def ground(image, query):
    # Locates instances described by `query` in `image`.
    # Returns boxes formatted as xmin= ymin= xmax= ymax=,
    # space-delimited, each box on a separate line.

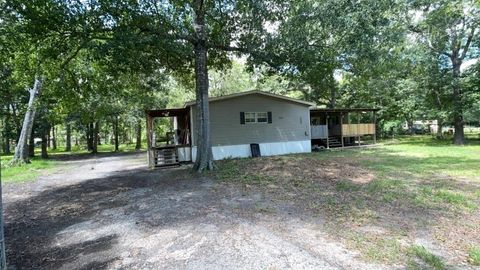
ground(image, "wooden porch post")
xmin=340 ymin=112 xmax=344 ymax=147
xmin=326 ymin=113 xmax=330 ymax=149
xmin=146 ymin=114 xmax=154 ymax=168
xmin=357 ymin=111 xmax=361 ymax=146
xmin=373 ymin=110 xmax=377 ymax=144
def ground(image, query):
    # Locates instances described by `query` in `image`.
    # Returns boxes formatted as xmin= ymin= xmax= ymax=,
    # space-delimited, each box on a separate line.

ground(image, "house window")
xmin=256 ymin=112 xmax=268 ymax=123
xmin=245 ymin=112 xmax=268 ymax=123
xmin=245 ymin=112 xmax=256 ymax=123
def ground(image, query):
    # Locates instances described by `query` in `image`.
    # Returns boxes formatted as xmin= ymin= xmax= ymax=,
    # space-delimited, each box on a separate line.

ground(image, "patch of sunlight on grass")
xmin=1 ymin=155 xmax=59 ymax=183
xmin=415 ymin=187 xmax=477 ymax=210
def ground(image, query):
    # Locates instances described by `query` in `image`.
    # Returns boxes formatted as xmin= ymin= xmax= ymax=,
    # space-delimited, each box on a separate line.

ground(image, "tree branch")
xmin=207 ymin=43 xmax=280 ymax=69
xmin=460 ymin=26 xmax=475 ymax=60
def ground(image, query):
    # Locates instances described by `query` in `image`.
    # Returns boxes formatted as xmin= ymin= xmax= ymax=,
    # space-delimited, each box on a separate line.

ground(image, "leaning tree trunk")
xmin=451 ymin=61 xmax=465 ymax=145
xmin=12 ymin=76 xmax=43 ymax=164
xmin=135 ymin=118 xmax=142 ymax=150
xmin=65 ymin=122 xmax=71 ymax=151
xmin=193 ymin=0 xmax=214 ymax=172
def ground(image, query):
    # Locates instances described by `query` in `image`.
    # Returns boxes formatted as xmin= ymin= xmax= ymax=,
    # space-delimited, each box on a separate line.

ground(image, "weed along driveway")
xmin=3 ymin=138 xmax=480 ymax=269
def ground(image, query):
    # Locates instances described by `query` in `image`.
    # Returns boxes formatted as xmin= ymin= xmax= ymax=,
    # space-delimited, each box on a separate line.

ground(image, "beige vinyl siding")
xmin=191 ymin=94 xmax=311 ymax=146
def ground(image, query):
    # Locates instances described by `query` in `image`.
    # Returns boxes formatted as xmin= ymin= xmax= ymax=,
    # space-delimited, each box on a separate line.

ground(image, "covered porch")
xmin=146 ymin=108 xmax=192 ymax=168
xmin=310 ymin=108 xmax=378 ymax=149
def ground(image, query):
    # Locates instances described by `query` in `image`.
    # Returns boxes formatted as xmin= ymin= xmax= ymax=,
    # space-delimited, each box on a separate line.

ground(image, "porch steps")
xmin=326 ymin=136 xmax=343 ymax=148
xmin=155 ymin=148 xmax=179 ymax=166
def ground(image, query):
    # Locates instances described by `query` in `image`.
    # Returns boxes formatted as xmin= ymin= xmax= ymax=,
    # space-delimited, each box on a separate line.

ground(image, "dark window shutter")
xmin=267 ymin=112 xmax=272 ymax=123
xmin=240 ymin=112 xmax=245 ymax=124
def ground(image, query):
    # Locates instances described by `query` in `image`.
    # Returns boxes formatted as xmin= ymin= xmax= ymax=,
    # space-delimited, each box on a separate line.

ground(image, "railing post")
xmin=340 ymin=112 xmax=344 ymax=147
xmin=326 ymin=113 xmax=329 ymax=149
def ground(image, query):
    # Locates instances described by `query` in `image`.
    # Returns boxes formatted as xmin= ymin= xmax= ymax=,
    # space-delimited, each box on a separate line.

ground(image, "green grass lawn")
xmin=213 ymin=135 xmax=480 ymax=267
xmin=1 ymin=155 xmax=59 ymax=183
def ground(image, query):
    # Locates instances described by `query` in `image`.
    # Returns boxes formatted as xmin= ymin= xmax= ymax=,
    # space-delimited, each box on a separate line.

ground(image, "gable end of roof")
xmin=184 ymin=90 xmax=315 ymax=107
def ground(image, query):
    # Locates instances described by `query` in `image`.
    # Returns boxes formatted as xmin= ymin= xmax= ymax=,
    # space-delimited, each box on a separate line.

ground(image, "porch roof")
xmin=310 ymin=108 xmax=379 ymax=113
xmin=145 ymin=108 xmax=189 ymax=118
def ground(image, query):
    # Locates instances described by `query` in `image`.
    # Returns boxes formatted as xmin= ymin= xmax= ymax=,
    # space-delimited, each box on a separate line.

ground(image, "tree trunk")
xmin=12 ymin=76 xmax=43 ymax=164
xmin=135 ymin=118 xmax=142 ymax=150
xmin=451 ymin=61 xmax=465 ymax=145
xmin=193 ymin=0 xmax=214 ymax=172
xmin=92 ymin=121 xmax=99 ymax=154
xmin=3 ymin=105 xmax=11 ymax=154
xmin=114 ymin=116 xmax=119 ymax=152
xmin=41 ymin=127 xmax=48 ymax=158
xmin=329 ymin=86 xmax=336 ymax=109
xmin=51 ymin=125 xmax=57 ymax=150
xmin=65 ymin=122 xmax=72 ymax=151
xmin=86 ymin=122 xmax=93 ymax=151
xmin=436 ymin=120 xmax=444 ymax=139
xmin=28 ymin=129 xmax=35 ymax=157
xmin=406 ymin=119 xmax=414 ymax=135
xmin=11 ymin=103 xmax=21 ymax=140
xmin=47 ymin=130 xmax=51 ymax=148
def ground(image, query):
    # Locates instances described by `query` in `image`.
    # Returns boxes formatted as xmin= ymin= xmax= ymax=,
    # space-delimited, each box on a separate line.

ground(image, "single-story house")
xmin=146 ymin=90 xmax=378 ymax=167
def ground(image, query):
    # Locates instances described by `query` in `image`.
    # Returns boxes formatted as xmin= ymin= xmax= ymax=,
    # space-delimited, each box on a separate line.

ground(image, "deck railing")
xmin=342 ymin=124 xmax=375 ymax=136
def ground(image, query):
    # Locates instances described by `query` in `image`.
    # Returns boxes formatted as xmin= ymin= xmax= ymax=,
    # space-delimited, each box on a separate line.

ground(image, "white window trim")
xmin=245 ymin=112 xmax=268 ymax=124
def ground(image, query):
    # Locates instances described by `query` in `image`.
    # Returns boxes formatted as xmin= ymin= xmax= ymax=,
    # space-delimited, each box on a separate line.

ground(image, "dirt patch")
xmin=249 ymin=156 xmax=375 ymax=184
xmin=213 ymin=154 xmax=480 ymax=269
xmin=4 ymin=151 xmax=479 ymax=269
xmin=4 ymin=153 xmax=389 ymax=270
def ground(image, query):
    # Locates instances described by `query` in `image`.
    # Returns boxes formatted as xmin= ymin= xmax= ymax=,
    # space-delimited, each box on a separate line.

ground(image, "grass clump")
xmin=408 ymin=245 xmax=445 ymax=270
xmin=336 ymin=180 xmax=360 ymax=191
xmin=468 ymin=246 xmax=480 ymax=266
xmin=348 ymin=233 xmax=403 ymax=263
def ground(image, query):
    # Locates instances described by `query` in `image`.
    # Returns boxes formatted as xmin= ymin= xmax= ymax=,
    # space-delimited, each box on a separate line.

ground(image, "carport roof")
xmin=145 ymin=108 xmax=189 ymax=118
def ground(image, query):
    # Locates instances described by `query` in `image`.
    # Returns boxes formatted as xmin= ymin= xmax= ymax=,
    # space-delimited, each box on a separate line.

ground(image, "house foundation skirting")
xmin=191 ymin=140 xmax=311 ymax=161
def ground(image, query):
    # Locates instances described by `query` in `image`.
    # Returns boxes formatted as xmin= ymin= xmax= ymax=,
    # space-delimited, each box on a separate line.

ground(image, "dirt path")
xmin=3 ymin=153 xmax=392 ymax=270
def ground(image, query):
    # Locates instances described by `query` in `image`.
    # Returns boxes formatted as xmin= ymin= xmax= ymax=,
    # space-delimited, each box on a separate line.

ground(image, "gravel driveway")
xmin=3 ymin=152 xmax=390 ymax=270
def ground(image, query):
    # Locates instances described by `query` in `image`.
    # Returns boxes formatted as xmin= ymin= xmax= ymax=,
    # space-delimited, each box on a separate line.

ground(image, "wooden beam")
xmin=357 ymin=111 xmax=361 ymax=146
xmin=340 ymin=112 xmax=344 ymax=147
xmin=146 ymin=115 xmax=154 ymax=168
xmin=326 ymin=113 xmax=329 ymax=149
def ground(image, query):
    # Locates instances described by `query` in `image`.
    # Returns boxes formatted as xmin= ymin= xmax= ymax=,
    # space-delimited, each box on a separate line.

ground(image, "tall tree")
xmin=101 ymin=0 xmax=286 ymax=171
xmin=408 ymin=0 xmax=479 ymax=144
